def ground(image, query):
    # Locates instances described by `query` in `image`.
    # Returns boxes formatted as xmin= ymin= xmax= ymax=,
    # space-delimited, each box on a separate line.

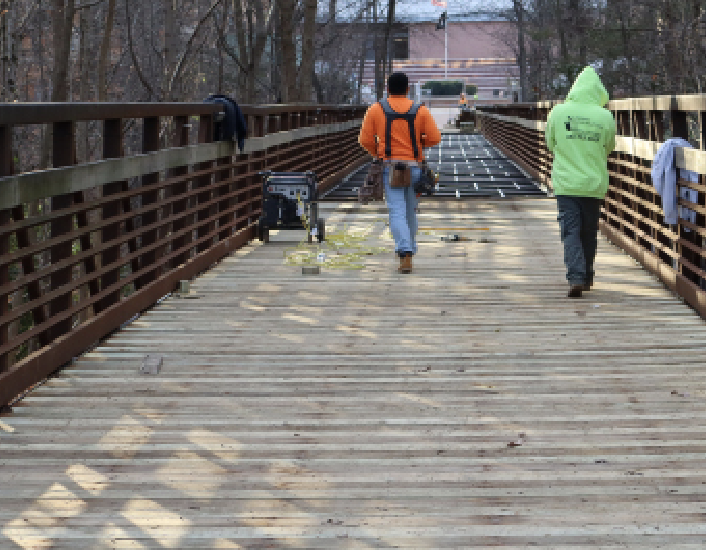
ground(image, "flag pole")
xmin=444 ymin=15 xmax=448 ymax=79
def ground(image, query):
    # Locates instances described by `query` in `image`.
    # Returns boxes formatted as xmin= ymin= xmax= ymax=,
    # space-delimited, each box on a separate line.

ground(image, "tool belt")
xmin=390 ymin=162 xmax=412 ymax=188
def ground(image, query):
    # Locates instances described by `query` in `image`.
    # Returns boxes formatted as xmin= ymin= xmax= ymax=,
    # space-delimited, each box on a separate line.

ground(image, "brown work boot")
xmin=567 ymin=284 xmax=583 ymax=298
xmin=398 ymin=254 xmax=412 ymax=274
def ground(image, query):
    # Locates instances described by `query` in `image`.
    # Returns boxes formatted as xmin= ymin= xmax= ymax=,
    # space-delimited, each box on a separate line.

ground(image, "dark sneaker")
xmin=583 ymin=281 xmax=594 ymax=291
xmin=567 ymin=284 xmax=583 ymax=298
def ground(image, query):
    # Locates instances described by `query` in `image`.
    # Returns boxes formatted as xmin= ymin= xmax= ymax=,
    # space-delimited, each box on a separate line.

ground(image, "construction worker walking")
xmin=358 ymin=72 xmax=442 ymax=273
xmin=545 ymin=66 xmax=616 ymax=297
xmin=459 ymin=92 xmax=468 ymax=108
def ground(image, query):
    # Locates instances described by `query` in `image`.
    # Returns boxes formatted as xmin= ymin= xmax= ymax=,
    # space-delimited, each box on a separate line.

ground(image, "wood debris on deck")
xmin=2 ymin=199 xmax=706 ymax=548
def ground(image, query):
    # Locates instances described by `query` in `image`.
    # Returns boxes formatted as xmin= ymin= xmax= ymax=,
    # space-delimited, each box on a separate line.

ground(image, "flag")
xmin=431 ymin=0 xmax=447 ymax=7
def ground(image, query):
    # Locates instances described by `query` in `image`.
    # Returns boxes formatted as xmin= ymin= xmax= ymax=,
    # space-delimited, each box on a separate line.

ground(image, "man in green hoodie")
xmin=545 ymin=66 xmax=616 ymax=298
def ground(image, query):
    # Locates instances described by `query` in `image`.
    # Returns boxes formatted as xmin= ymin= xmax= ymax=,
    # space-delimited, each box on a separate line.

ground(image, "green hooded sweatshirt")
xmin=545 ymin=66 xmax=616 ymax=198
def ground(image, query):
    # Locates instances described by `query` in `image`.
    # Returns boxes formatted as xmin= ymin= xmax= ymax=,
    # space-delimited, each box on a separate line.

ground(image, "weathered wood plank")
xmin=3 ymin=199 xmax=706 ymax=547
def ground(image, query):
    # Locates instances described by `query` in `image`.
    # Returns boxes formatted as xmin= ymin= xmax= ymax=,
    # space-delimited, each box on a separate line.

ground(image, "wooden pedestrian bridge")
xmin=2 ymin=99 xmax=706 ymax=548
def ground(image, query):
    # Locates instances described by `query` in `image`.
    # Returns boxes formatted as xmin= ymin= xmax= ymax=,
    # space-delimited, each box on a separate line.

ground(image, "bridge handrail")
xmin=0 ymin=102 xmax=368 ymax=408
xmin=0 ymin=102 xmax=363 ymax=125
xmin=476 ymin=97 xmax=706 ymax=322
xmin=0 ymin=120 xmax=363 ymax=210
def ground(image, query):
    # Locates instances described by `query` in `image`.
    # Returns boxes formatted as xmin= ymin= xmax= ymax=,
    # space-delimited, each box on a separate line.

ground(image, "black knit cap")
xmin=388 ymin=72 xmax=409 ymax=95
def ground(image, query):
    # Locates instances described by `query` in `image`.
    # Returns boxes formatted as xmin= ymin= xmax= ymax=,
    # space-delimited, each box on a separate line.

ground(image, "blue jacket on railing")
xmin=651 ymin=138 xmax=698 ymax=225
xmin=204 ymin=94 xmax=247 ymax=151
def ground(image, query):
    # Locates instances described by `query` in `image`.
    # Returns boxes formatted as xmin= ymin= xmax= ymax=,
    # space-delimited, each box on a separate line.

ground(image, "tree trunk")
xmin=98 ymin=0 xmax=116 ymax=101
xmin=163 ymin=0 xmax=179 ymax=99
xmin=555 ymin=0 xmax=568 ymax=79
xmin=278 ymin=0 xmax=298 ymax=102
xmin=77 ymin=7 xmax=91 ymax=162
xmin=298 ymin=0 xmax=317 ymax=102
xmin=312 ymin=69 xmax=324 ymax=103
xmin=1 ymin=0 xmax=18 ymax=102
xmin=514 ymin=0 xmax=526 ymax=102
xmin=218 ymin=0 xmax=227 ymax=93
xmin=51 ymin=0 xmax=73 ymax=102
xmin=385 ymin=0 xmax=395 ymax=78
xmin=271 ymin=0 xmax=279 ymax=101
xmin=42 ymin=0 xmax=73 ymax=168
xmin=373 ymin=0 xmax=383 ymax=99
xmin=357 ymin=29 xmax=366 ymax=103
xmin=232 ymin=0 xmax=247 ymax=99
xmin=662 ymin=2 xmax=683 ymax=93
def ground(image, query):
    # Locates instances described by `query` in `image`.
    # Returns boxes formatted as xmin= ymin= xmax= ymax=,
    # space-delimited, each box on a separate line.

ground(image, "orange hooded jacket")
xmin=358 ymin=95 xmax=441 ymax=162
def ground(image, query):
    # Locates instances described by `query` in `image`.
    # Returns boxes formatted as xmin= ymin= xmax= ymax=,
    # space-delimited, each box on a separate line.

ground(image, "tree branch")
xmin=125 ymin=0 xmax=155 ymax=99
xmin=167 ymin=0 xmax=222 ymax=97
xmin=216 ymin=21 xmax=277 ymax=94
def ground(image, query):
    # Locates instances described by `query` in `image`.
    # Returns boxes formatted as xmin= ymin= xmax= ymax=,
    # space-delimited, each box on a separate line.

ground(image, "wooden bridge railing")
xmin=0 ymin=102 xmax=368 ymax=408
xmin=477 ymin=95 xmax=706 ymax=320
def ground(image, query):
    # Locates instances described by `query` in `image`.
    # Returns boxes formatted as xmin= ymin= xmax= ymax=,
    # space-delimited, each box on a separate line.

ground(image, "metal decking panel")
xmin=322 ymin=132 xmax=546 ymax=200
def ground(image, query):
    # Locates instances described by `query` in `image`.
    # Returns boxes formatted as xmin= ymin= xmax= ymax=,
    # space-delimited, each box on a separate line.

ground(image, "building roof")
xmin=328 ymin=1 xmax=508 ymax=24
xmin=395 ymin=0 xmax=507 ymax=23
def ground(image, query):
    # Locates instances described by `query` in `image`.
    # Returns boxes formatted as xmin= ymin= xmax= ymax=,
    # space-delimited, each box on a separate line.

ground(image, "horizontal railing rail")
xmin=477 ymin=95 xmax=706 ymax=320
xmin=0 ymin=102 xmax=368 ymax=408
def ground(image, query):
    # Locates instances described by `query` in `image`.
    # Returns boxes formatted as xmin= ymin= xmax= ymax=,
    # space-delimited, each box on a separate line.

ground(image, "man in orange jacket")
xmin=358 ymin=72 xmax=441 ymax=273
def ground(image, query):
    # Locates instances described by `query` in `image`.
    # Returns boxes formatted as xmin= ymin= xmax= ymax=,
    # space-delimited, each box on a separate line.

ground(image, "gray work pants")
xmin=556 ymin=196 xmax=602 ymax=285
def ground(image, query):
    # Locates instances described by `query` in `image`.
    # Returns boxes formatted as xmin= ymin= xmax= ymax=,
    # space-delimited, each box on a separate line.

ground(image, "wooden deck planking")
xmin=2 ymin=199 xmax=706 ymax=548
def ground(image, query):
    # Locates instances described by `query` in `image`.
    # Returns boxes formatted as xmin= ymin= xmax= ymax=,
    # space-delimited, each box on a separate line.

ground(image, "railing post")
xmin=195 ymin=114 xmax=215 ymax=253
xmin=0 ymin=125 xmax=12 ymax=373
xmin=650 ymin=111 xmax=664 ymax=142
xmin=616 ymin=110 xmax=630 ymax=136
xmin=671 ymin=109 xmax=688 ymax=140
xmin=234 ymin=116 xmax=251 ymax=233
xmin=135 ymin=117 xmax=162 ymax=290
xmin=633 ymin=110 xmax=648 ymax=139
xmin=46 ymin=121 xmax=76 ymax=344
xmin=213 ymin=111 xmax=236 ymax=243
xmin=671 ymin=108 xmax=693 ymax=286
xmin=95 ymin=118 xmax=126 ymax=315
xmin=170 ymin=116 xmax=193 ymax=269
xmin=250 ymin=114 xmax=266 ymax=228
xmin=267 ymin=114 xmax=279 ymax=169
xmin=215 ymin=148 xmax=233 ymax=242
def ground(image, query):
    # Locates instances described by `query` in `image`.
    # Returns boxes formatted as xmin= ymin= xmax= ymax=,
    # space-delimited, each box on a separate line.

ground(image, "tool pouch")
xmin=390 ymin=163 xmax=411 ymax=188
xmin=358 ymin=159 xmax=384 ymax=204
xmin=414 ymin=161 xmax=438 ymax=196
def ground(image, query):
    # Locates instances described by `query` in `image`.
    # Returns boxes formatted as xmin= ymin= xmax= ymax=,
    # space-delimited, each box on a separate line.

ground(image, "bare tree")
xmin=97 ymin=0 xmax=116 ymax=100
xmin=299 ymin=0 xmax=317 ymax=101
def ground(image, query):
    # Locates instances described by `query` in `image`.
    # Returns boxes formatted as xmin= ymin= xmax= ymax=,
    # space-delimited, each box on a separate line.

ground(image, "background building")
xmin=360 ymin=13 xmax=520 ymax=109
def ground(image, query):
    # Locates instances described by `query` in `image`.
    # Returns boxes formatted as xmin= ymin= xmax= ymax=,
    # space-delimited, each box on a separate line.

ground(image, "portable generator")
xmin=258 ymin=171 xmax=325 ymax=243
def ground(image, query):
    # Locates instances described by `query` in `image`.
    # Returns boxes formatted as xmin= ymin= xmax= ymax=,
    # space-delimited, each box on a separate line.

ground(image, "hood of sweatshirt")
xmin=566 ymin=66 xmax=609 ymax=107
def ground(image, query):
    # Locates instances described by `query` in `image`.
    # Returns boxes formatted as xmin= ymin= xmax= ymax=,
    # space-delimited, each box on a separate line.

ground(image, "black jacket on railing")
xmin=204 ymin=94 xmax=248 ymax=151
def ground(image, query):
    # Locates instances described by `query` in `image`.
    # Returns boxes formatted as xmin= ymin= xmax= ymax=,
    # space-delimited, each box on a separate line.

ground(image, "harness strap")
xmin=380 ymin=99 xmax=422 ymax=160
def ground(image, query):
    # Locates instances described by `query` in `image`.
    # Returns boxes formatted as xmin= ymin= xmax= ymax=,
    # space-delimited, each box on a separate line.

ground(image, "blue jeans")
xmin=556 ymin=196 xmax=601 ymax=285
xmin=384 ymin=165 xmax=421 ymax=255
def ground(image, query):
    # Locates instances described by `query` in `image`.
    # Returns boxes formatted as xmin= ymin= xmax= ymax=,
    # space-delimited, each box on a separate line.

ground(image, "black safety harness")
xmin=380 ymin=98 xmax=423 ymax=160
